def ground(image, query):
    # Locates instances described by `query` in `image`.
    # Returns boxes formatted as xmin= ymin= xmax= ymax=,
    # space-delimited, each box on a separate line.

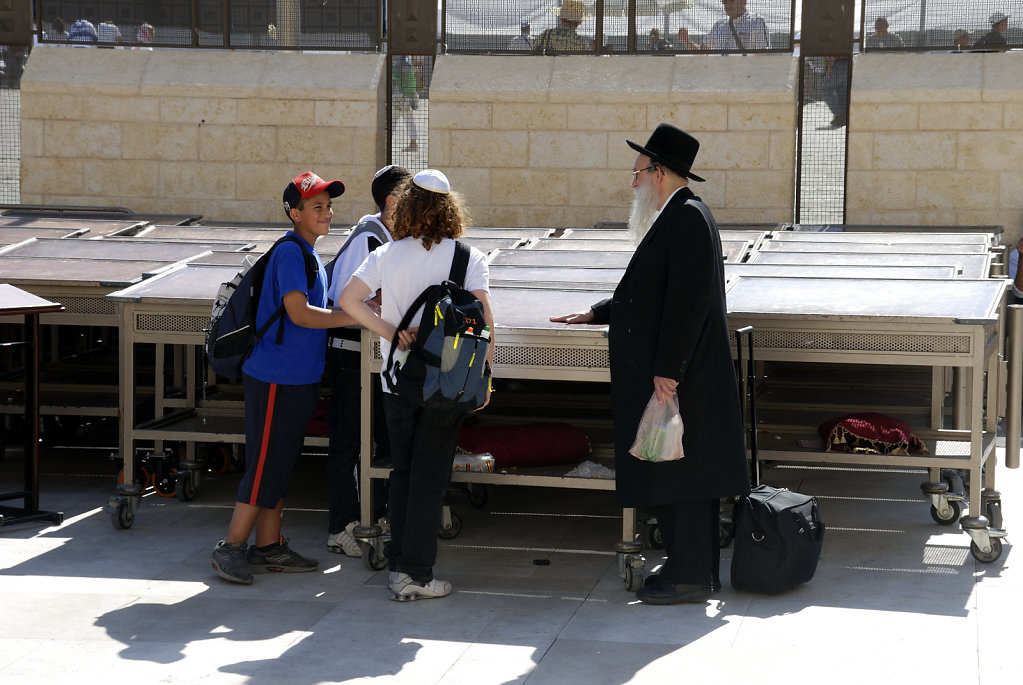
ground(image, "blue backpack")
xmin=384 ymin=242 xmax=490 ymax=410
xmin=206 ymin=234 xmax=317 ymax=379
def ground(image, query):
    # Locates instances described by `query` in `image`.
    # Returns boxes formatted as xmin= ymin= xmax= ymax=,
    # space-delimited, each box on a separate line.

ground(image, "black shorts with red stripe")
xmin=236 ymin=374 xmax=321 ymax=508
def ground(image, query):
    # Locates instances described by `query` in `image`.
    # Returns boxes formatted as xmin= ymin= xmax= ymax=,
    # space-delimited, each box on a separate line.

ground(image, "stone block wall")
xmin=19 ymin=47 xmax=386 ymax=224
xmin=428 ymin=54 xmax=799 ymax=227
xmin=848 ymin=52 xmax=1023 ymax=242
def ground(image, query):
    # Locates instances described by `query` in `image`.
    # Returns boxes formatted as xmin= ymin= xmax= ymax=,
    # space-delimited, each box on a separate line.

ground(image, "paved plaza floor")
xmin=1 ymin=420 xmax=1019 ymax=684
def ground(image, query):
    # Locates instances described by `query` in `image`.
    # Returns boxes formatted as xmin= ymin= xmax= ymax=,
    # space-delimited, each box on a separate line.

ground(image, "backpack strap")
xmin=263 ymin=234 xmax=320 ymax=345
xmin=448 ymin=240 xmax=470 ymax=288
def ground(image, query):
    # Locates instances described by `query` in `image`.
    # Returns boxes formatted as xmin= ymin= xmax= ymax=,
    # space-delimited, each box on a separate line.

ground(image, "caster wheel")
xmin=362 ymin=544 xmax=388 ymax=571
xmin=110 ymin=501 xmax=134 ymax=530
xmin=204 ymin=444 xmax=231 ymax=475
xmin=466 ymin=484 xmax=488 ymax=509
xmin=438 ymin=511 xmax=462 ymax=540
xmin=623 ymin=565 xmax=644 ymax=592
xmin=970 ymin=538 xmax=1002 ymax=563
xmin=176 ymin=472 xmax=198 ymax=501
xmin=647 ymin=523 xmax=664 ymax=550
xmin=930 ymin=499 xmax=961 ymax=525
xmin=154 ymin=468 xmax=177 ymax=497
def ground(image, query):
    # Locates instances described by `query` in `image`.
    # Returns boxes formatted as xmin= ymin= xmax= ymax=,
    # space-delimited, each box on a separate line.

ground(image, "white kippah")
xmin=373 ymin=164 xmax=397 ymax=180
xmin=412 ymin=169 xmax=451 ymax=194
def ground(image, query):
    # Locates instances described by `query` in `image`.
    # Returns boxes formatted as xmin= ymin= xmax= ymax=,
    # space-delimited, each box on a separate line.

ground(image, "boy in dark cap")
xmin=211 ymin=171 xmax=359 ymax=585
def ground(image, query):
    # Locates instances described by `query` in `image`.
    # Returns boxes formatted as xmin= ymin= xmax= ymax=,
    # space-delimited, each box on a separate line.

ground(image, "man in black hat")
xmin=552 ymin=124 xmax=750 ymax=604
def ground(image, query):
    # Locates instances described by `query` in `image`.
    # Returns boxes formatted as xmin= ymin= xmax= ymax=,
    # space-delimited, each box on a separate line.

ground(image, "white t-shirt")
xmin=705 ymin=13 xmax=771 ymax=51
xmin=327 ymin=213 xmax=392 ymax=305
xmin=353 ymin=237 xmax=489 ymax=391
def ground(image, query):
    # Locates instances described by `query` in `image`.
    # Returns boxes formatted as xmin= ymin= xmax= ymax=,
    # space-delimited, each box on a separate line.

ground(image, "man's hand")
xmin=550 ymin=310 xmax=595 ymax=324
xmin=653 ymin=375 xmax=678 ymax=405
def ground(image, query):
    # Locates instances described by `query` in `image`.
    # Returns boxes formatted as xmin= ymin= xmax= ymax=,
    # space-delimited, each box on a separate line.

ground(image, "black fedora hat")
xmin=627 ymin=124 xmax=705 ymax=182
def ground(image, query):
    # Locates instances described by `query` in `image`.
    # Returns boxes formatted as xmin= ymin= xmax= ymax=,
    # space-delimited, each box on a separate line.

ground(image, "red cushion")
xmin=818 ymin=413 xmax=928 ymax=455
xmin=457 ymin=422 xmax=590 ymax=469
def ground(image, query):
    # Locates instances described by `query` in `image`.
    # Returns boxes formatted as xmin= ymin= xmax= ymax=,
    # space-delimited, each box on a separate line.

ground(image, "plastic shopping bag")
xmin=628 ymin=392 xmax=685 ymax=462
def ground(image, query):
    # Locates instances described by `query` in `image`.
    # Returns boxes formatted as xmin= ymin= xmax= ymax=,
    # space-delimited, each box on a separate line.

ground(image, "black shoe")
xmin=636 ymin=582 xmax=711 ymax=605
xmin=247 ymin=537 xmax=318 ymax=574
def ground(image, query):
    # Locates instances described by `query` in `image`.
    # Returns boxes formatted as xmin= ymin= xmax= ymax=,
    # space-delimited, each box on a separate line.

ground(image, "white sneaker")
xmin=389 ymin=572 xmax=452 ymax=602
xmin=326 ymin=521 xmax=363 ymax=558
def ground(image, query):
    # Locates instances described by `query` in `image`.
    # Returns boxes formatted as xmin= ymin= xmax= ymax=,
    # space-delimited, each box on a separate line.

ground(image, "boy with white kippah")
xmin=340 ymin=169 xmax=495 ymax=601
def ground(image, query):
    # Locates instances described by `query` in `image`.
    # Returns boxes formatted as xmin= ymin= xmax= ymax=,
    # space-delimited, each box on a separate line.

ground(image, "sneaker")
xmin=246 ymin=537 xmax=319 ymax=574
xmin=389 ymin=572 xmax=452 ymax=602
xmin=327 ymin=521 xmax=363 ymax=558
xmin=211 ymin=540 xmax=253 ymax=585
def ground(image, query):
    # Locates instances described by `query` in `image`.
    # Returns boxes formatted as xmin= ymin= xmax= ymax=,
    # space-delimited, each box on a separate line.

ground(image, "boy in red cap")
xmin=212 ymin=171 xmax=358 ymax=584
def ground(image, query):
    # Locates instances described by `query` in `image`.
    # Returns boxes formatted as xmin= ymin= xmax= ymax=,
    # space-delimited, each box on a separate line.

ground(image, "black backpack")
xmin=324 ymin=218 xmax=389 ymax=306
xmin=206 ymin=234 xmax=318 ymax=379
xmin=384 ymin=241 xmax=490 ymax=410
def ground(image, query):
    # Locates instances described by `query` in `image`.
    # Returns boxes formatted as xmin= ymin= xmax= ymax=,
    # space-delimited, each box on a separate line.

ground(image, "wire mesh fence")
xmin=36 ymin=0 xmax=380 ymax=50
xmin=389 ymin=54 xmax=433 ymax=172
xmin=797 ymin=56 xmax=849 ymax=224
xmin=861 ymin=0 xmax=1023 ymax=51
xmin=0 ymin=44 xmax=22 ymax=204
xmin=443 ymin=0 xmax=795 ymax=54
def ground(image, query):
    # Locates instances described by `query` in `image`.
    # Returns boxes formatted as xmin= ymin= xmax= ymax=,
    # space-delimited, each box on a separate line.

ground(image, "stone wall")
xmin=428 ymin=54 xmax=798 ymax=227
xmin=848 ymin=52 xmax=1023 ymax=243
xmin=19 ymin=47 xmax=386 ymax=225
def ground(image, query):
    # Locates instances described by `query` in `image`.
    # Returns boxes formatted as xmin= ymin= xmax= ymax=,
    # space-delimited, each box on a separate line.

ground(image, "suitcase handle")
xmin=734 ymin=326 xmax=759 ymax=487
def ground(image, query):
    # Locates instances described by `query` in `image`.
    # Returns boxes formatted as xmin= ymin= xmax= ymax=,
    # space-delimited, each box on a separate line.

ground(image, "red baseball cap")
xmin=283 ymin=171 xmax=345 ymax=216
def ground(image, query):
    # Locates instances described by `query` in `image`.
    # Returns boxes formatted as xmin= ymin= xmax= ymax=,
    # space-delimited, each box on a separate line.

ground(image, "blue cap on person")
xmin=282 ymin=171 xmax=345 ymax=216
xmin=412 ymin=169 xmax=451 ymax=194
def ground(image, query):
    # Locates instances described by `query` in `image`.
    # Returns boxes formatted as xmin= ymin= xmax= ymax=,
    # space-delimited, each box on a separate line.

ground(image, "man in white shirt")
xmin=96 ymin=19 xmax=122 ymax=44
xmin=703 ymin=0 xmax=770 ymax=53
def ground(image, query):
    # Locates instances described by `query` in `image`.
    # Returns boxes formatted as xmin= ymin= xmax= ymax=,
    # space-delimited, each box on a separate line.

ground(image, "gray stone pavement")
xmin=0 ymin=425 xmax=1018 ymax=684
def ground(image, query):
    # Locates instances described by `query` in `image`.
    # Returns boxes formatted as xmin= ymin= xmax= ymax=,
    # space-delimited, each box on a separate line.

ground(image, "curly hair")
xmin=391 ymin=180 xmax=470 ymax=248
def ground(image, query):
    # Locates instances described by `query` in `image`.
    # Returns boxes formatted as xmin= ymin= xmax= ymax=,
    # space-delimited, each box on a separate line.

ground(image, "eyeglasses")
xmin=630 ymin=165 xmax=656 ymax=181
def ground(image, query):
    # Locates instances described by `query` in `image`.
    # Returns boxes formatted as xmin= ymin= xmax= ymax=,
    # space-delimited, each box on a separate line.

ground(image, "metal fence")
xmin=861 ymin=0 xmax=1023 ymax=51
xmin=35 ymin=0 xmax=379 ymax=50
xmin=444 ymin=0 xmax=796 ymax=54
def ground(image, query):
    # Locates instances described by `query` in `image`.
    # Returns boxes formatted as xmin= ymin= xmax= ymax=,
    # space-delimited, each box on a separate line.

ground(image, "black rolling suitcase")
xmin=729 ymin=326 xmax=825 ymax=595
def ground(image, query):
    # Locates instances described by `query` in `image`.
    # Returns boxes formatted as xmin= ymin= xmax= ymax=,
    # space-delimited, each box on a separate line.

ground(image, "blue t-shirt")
xmin=242 ymin=232 xmax=328 ymax=385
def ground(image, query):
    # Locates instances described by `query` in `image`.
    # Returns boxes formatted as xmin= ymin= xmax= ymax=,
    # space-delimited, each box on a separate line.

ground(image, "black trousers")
xmin=651 ymin=498 xmax=720 ymax=588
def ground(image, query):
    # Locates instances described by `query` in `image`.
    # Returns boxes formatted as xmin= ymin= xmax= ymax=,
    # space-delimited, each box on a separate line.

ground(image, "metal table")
xmin=463 ymin=227 xmax=555 ymax=239
xmin=756 ymin=241 xmax=990 ymax=254
xmin=768 ymin=231 xmax=994 ymax=246
xmin=488 ymin=265 xmax=622 ymax=291
xmin=103 ymin=263 xmax=331 ymax=528
xmin=747 ymin=251 xmax=992 ymax=278
xmin=724 ymin=263 xmax=959 ymax=282
xmin=0 ymin=217 xmax=148 ymax=237
xmin=0 ymin=285 xmax=65 ymax=527
xmin=726 ymin=276 xmax=1010 ymax=562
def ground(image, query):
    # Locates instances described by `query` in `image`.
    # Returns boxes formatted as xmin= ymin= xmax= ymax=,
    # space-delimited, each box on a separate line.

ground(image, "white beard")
xmin=627 ymin=179 xmax=660 ymax=247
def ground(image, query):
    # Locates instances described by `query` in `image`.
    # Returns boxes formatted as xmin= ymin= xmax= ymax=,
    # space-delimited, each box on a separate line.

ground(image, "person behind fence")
xmin=339 ymin=169 xmax=494 ymax=602
xmin=550 ymin=125 xmax=749 ymax=605
xmin=136 ymin=23 xmax=154 ymax=48
xmin=952 ymin=29 xmax=971 ymax=52
xmin=393 ymin=56 xmax=419 ymax=152
xmin=648 ymin=27 xmax=672 ymax=52
xmin=49 ymin=18 xmax=69 ymax=42
xmin=864 ymin=17 xmax=904 ymax=49
xmin=324 ymin=164 xmax=412 ymax=559
xmin=210 ymin=172 xmax=360 ymax=585
xmin=975 ymin=12 xmax=1010 ymax=50
xmin=820 ymin=56 xmax=849 ymax=129
xmin=534 ymin=0 xmax=592 ymax=54
xmin=509 ymin=20 xmax=534 ymax=50
xmin=702 ymin=0 xmax=770 ymax=52
xmin=68 ymin=18 xmax=98 ymax=44
xmin=96 ymin=18 xmax=122 ymax=45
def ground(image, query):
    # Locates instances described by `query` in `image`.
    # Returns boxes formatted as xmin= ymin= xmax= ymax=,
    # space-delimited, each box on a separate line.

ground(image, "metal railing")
xmin=861 ymin=0 xmax=1023 ymax=52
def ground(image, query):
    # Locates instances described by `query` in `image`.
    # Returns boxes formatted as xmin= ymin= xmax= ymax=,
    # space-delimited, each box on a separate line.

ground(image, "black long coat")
xmin=592 ymin=188 xmax=750 ymax=507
